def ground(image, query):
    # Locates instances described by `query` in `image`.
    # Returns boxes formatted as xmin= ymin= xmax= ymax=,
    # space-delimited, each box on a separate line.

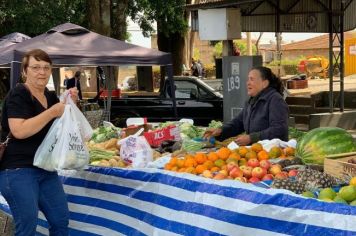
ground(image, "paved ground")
xmin=0 ymin=211 xmax=14 ymax=236
xmin=288 ymin=74 xmax=356 ymax=96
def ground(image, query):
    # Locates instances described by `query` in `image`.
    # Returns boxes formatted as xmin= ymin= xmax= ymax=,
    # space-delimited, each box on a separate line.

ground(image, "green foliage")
xmin=193 ymin=47 xmax=200 ymax=60
xmin=128 ymin=0 xmax=188 ymax=37
xmin=213 ymin=42 xmax=223 ymax=58
xmin=268 ymin=57 xmax=305 ymax=66
xmin=0 ymin=0 xmax=86 ymax=37
xmin=213 ymin=40 xmax=257 ymax=58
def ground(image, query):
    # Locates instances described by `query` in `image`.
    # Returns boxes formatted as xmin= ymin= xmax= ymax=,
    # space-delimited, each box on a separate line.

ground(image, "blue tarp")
xmin=1 ymin=167 xmax=356 ymax=235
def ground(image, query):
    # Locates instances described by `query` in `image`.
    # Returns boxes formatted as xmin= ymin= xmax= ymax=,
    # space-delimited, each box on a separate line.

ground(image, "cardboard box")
xmin=287 ymin=79 xmax=308 ymax=89
xmin=123 ymin=124 xmax=152 ymax=137
xmin=324 ymin=152 xmax=356 ymax=182
xmin=143 ymin=125 xmax=181 ymax=147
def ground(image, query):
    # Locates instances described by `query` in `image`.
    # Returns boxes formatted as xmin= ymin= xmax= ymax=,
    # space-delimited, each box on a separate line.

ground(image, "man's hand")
xmin=68 ymin=87 xmax=79 ymax=101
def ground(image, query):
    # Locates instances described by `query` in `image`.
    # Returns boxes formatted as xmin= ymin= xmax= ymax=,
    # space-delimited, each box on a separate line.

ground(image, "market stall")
xmin=1 ymin=166 xmax=355 ymax=235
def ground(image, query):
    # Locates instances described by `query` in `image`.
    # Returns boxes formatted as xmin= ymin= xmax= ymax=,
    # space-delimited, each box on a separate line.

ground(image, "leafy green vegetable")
xmin=208 ymin=120 xmax=223 ymax=129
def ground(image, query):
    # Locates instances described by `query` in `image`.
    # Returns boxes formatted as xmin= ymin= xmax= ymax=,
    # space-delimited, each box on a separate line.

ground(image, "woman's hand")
xmin=68 ymin=87 xmax=79 ymax=101
xmin=203 ymin=128 xmax=222 ymax=139
xmin=235 ymin=135 xmax=251 ymax=146
xmin=49 ymin=102 xmax=65 ymax=118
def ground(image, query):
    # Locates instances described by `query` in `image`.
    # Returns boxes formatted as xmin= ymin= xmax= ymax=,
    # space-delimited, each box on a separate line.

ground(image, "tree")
xmin=0 ymin=0 xmax=86 ymax=37
xmin=129 ymin=0 xmax=188 ymax=75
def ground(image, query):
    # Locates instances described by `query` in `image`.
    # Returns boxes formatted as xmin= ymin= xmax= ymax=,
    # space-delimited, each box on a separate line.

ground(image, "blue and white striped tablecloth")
xmin=1 ymin=166 xmax=356 ymax=235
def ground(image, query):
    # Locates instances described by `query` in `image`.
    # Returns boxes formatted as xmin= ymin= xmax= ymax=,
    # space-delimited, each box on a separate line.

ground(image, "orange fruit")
xmin=216 ymin=147 xmax=231 ymax=160
xmin=245 ymin=151 xmax=257 ymax=160
xmin=238 ymin=146 xmax=249 ymax=157
xmin=185 ymin=154 xmax=195 ymax=159
xmin=350 ymin=177 xmax=356 ymax=186
xmin=251 ymin=143 xmax=263 ymax=153
xmin=228 ymin=152 xmax=241 ymax=161
xmin=169 ymin=157 xmax=178 ymax=166
xmin=195 ymin=152 xmax=208 ymax=164
xmin=171 ymin=166 xmax=178 ymax=172
xmin=269 ymin=147 xmax=282 ymax=159
xmin=195 ymin=164 xmax=207 ymax=174
xmin=178 ymin=167 xmax=186 ymax=172
xmin=207 ymin=152 xmax=219 ymax=162
xmin=257 ymin=150 xmax=269 ymax=161
xmin=203 ymin=160 xmax=215 ymax=169
xmin=164 ymin=163 xmax=174 ymax=170
xmin=284 ymin=147 xmax=295 ymax=156
xmin=176 ymin=159 xmax=185 ymax=168
xmin=184 ymin=158 xmax=197 ymax=168
xmin=185 ymin=166 xmax=196 ymax=174
xmin=210 ymin=166 xmax=220 ymax=172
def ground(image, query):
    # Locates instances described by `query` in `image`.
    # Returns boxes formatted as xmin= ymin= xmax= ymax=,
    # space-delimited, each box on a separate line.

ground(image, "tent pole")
xmin=166 ymin=65 xmax=177 ymax=120
xmin=10 ymin=61 xmax=21 ymax=88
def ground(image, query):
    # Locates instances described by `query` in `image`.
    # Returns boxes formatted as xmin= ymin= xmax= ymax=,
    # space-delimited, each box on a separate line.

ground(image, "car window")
xmin=174 ymin=80 xmax=199 ymax=99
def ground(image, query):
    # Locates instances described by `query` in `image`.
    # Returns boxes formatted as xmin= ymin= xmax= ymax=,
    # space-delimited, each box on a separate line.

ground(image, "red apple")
xmin=288 ymin=169 xmax=298 ymax=177
xmin=227 ymin=162 xmax=238 ymax=172
xmin=247 ymin=158 xmax=260 ymax=168
xmin=234 ymin=177 xmax=247 ymax=182
xmin=248 ymin=176 xmax=261 ymax=183
xmin=262 ymin=174 xmax=274 ymax=181
xmin=240 ymin=166 xmax=253 ymax=178
xmin=229 ymin=166 xmax=243 ymax=178
xmin=268 ymin=164 xmax=282 ymax=175
xmin=251 ymin=167 xmax=267 ymax=179
xmin=259 ymin=160 xmax=271 ymax=170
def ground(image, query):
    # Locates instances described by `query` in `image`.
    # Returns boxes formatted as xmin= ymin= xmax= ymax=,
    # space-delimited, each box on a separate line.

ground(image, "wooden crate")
xmin=324 ymin=152 xmax=356 ymax=182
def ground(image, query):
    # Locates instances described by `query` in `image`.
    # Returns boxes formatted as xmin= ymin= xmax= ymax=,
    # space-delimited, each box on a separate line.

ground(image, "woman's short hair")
xmin=21 ymin=49 xmax=52 ymax=73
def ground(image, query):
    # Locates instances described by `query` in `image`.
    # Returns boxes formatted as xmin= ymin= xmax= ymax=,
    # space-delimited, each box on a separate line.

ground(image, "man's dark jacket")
xmin=66 ymin=77 xmax=82 ymax=100
xmin=220 ymin=87 xmax=289 ymax=142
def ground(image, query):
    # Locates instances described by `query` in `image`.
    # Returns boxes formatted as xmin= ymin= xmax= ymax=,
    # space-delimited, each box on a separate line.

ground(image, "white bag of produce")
xmin=118 ymin=129 xmax=153 ymax=168
xmin=61 ymin=91 xmax=93 ymax=141
xmin=34 ymin=105 xmax=89 ymax=171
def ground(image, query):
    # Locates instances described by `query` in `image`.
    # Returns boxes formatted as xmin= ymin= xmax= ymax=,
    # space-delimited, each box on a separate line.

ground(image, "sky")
xmin=127 ymin=20 xmax=328 ymax=48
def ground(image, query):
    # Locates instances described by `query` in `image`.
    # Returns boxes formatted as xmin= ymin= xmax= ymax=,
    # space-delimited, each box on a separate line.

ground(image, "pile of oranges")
xmin=164 ymin=143 xmax=295 ymax=176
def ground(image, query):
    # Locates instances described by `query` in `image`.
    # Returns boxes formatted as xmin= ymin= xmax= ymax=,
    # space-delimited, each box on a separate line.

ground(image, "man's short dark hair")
xmin=75 ymin=71 xmax=81 ymax=77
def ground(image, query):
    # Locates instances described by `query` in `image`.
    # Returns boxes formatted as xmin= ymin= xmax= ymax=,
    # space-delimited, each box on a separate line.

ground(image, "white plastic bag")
xmin=118 ymin=129 xmax=153 ymax=168
xmin=61 ymin=91 xmax=93 ymax=141
xmin=34 ymin=105 xmax=89 ymax=171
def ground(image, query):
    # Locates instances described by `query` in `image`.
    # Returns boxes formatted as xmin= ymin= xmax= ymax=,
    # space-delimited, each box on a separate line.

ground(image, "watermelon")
xmin=296 ymin=127 xmax=356 ymax=165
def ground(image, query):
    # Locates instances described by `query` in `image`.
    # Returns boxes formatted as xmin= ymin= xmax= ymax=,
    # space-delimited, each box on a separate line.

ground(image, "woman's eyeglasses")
xmin=28 ymin=65 xmax=52 ymax=73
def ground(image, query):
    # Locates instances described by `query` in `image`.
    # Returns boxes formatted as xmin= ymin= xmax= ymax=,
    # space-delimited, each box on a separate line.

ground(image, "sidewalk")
xmin=288 ymin=74 xmax=356 ymax=96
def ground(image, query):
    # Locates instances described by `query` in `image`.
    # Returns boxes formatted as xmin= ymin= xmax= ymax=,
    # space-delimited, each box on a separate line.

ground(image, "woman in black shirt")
xmin=0 ymin=49 xmax=78 ymax=235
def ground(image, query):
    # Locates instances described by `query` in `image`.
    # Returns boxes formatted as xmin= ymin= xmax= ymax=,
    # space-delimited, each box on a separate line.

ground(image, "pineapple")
xmin=271 ymin=179 xmax=306 ymax=194
xmin=296 ymin=168 xmax=338 ymax=191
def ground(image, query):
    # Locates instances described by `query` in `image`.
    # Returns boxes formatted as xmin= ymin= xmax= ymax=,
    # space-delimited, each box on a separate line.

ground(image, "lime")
xmin=338 ymin=186 xmax=356 ymax=202
xmin=350 ymin=200 xmax=356 ymax=206
xmin=302 ymin=191 xmax=315 ymax=198
xmin=318 ymin=188 xmax=336 ymax=200
xmin=333 ymin=196 xmax=348 ymax=204
xmin=319 ymin=198 xmax=334 ymax=202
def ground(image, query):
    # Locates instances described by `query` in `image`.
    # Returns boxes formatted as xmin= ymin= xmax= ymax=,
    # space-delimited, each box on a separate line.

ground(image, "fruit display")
xmin=296 ymin=127 xmax=356 ymax=165
xmin=301 ymin=180 xmax=356 ymax=205
xmin=164 ymin=145 xmax=298 ymax=182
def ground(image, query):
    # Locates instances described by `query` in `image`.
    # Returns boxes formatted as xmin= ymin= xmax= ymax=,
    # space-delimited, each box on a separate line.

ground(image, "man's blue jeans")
xmin=0 ymin=168 xmax=69 ymax=236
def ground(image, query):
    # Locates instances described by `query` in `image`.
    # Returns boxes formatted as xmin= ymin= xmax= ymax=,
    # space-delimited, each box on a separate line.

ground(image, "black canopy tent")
xmin=0 ymin=23 xmax=177 ymax=121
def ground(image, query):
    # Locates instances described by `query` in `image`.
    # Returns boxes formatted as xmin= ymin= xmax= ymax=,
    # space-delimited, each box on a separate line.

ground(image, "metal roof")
xmin=186 ymin=0 xmax=356 ymax=33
